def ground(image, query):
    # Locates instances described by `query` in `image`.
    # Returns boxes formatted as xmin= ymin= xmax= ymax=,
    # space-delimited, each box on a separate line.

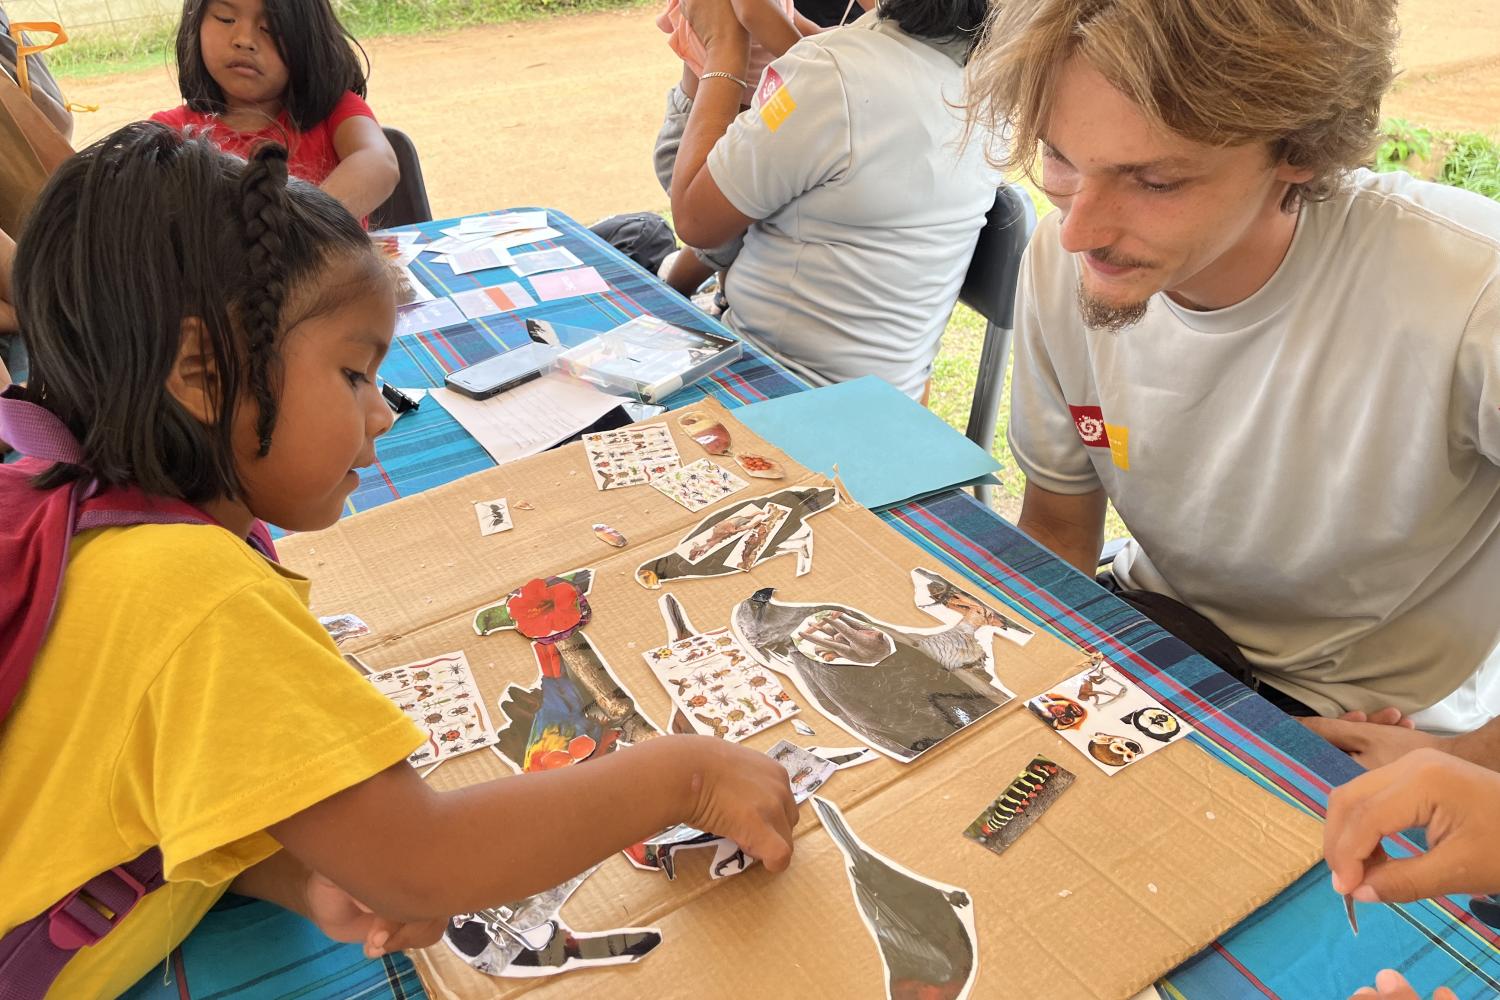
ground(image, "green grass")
xmin=46 ymin=0 xmax=656 ymax=77
xmin=1441 ymin=132 xmax=1500 ymax=200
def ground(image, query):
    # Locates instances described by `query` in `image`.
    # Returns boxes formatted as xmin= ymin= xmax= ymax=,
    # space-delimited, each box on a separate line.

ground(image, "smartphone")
xmin=444 ymin=343 xmax=557 ymax=400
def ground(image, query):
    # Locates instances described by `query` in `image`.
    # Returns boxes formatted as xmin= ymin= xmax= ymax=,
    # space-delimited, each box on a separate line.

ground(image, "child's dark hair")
xmin=879 ymin=0 xmax=989 ymax=58
xmin=175 ymin=0 xmax=369 ymax=131
xmin=14 ymin=121 xmax=378 ymax=502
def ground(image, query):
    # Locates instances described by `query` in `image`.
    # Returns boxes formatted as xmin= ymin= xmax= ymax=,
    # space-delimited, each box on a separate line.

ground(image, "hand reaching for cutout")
xmin=304 ymin=871 xmax=447 ymax=958
xmin=798 ymin=611 xmax=890 ymax=665
xmin=1349 ymin=968 xmax=1458 ymax=1000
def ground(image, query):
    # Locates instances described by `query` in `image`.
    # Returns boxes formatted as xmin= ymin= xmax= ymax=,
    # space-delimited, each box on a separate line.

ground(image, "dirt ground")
xmin=52 ymin=0 xmax=1500 ymax=224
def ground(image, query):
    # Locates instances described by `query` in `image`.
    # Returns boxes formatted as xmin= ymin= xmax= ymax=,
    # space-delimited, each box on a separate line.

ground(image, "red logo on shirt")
xmin=755 ymin=67 xmax=783 ymax=109
xmin=1068 ymin=405 xmax=1110 ymax=447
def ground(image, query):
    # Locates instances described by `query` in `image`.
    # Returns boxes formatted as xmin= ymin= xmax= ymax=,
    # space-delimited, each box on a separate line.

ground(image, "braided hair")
xmin=238 ymin=144 xmax=290 ymax=455
xmin=15 ymin=122 xmax=375 ymax=502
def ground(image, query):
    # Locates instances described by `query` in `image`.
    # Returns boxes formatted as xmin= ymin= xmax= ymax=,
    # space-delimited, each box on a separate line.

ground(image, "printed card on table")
xmin=450 ymin=283 xmax=536 ymax=320
xmin=643 ymin=627 xmax=800 ymax=742
xmin=447 ymin=245 xmax=514 ymax=275
xmin=396 ymin=298 xmax=467 ymax=337
xmin=367 ymin=651 xmax=499 ymax=768
xmin=1026 ymin=661 xmax=1193 ymax=775
xmin=651 ymin=458 xmax=748 ymax=512
xmin=582 ymin=424 xmax=680 ymax=490
xmin=511 ymin=246 xmax=584 ymax=277
xmin=457 ymin=210 xmax=548 ymax=235
xmin=531 ymin=267 xmax=610 ymax=302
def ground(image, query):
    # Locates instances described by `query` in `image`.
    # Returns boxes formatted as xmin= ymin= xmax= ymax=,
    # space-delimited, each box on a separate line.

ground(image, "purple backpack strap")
xmin=0 ymin=388 xmax=273 ymax=998
xmin=0 ymin=850 xmax=164 ymax=1000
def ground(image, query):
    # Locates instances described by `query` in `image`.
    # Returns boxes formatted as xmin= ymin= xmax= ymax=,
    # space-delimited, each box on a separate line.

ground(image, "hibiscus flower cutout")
xmin=506 ymin=577 xmax=588 ymax=640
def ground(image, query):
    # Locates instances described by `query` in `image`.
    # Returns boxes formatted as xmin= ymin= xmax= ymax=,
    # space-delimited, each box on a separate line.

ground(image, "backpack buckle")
xmin=46 ymin=864 xmax=148 ymax=950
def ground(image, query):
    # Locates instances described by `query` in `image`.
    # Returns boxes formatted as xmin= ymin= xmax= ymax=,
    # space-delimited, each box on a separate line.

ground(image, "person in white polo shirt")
xmin=669 ymin=0 xmax=1000 ymax=402
xmin=965 ymin=0 xmax=1500 ymax=771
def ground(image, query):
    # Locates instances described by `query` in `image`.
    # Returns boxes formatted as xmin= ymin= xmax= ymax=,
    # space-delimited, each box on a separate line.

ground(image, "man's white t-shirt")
xmin=706 ymin=12 xmax=1000 ymax=400
xmin=1010 ymin=169 xmax=1500 ymax=725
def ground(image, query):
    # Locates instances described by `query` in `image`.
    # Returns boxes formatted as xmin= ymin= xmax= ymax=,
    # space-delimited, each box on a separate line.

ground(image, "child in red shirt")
xmin=151 ymin=0 xmax=397 ymax=219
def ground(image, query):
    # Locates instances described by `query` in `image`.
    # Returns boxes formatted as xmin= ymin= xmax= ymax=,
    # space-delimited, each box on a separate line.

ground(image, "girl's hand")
xmin=1350 ymin=968 xmax=1458 ymax=1000
xmin=682 ymin=736 xmax=799 ymax=871
xmin=303 ymin=871 xmax=447 ymax=958
xmin=1324 ymin=747 xmax=1500 ymax=903
xmin=682 ymin=0 xmax=750 ymax=67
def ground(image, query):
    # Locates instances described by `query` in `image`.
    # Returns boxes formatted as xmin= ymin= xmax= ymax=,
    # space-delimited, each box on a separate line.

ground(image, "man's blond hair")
xmin=966 ymin=0 xmax=1398 ymax=209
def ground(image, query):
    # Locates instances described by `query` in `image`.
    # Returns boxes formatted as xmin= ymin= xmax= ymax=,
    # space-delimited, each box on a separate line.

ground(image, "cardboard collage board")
xmin=279 ymin=400 xmax=1323 ymax=999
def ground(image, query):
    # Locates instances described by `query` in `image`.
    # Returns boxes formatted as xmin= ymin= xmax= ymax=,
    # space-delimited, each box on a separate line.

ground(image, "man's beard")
xmin=1077 ymin=275 xmax=1149 ymax=332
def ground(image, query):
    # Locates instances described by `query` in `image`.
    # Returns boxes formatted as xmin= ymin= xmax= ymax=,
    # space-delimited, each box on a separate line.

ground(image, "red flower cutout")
xmin=507 ymin=577 xmax=584 ymax=639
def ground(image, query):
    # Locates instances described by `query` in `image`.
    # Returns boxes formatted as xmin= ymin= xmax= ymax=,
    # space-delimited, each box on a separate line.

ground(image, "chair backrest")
xmin=959 ymin=183 xmax=1036 ymax=331
xmin=369 ymin=126 xmax=432 ymax=230
xmin=958 ymin=183 xmax=1037 ymax=502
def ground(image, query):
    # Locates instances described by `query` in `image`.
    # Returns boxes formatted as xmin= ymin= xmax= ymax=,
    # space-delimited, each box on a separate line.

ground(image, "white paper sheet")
xmin=430 ymin=374 xmax=626 ymax=466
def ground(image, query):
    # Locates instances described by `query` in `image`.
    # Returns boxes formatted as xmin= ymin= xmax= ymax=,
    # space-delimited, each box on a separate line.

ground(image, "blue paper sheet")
xmin=734 ymin=376 xmax=1001 ymax=510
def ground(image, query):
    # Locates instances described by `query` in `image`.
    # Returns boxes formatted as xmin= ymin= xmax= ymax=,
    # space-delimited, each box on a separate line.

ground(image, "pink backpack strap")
xmin=0 ymin=388 xmax=274 ymax=998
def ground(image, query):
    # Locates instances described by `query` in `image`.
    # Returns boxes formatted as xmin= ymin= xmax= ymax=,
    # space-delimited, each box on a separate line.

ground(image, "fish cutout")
xmin=731 ymin=568 xmax=1031 ymax=763
xmin=813 ymin=797 xmax=979 ymax=1000
xmin=445 ymin=865 xmax=661 ymax=978
xmin=635 ymin=486 xmax=838 ymax=589
xmin=593 ymin=522 xmax=627 ymax=547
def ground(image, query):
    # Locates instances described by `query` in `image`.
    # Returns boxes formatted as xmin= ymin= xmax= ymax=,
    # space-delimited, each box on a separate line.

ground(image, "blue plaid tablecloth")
xmin=135 ymin=209 xmax=1500 ymax=1000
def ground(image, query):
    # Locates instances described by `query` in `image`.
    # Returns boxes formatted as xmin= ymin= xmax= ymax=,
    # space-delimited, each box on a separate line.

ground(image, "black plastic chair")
xmin=369 ymin=127 xmax=432 ymax=229
xmin=957 ymin=182 xmax=1037 ymax=506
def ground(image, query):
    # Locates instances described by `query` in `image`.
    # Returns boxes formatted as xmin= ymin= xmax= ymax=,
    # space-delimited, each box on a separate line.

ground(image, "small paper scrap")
xmin=475 ymin=498 xmax=513 ymax=536
xmin=319 ymin=613 xmax=370 ymax=644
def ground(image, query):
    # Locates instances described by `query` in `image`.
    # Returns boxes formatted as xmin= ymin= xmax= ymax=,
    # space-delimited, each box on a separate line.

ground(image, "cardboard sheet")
xmin=733 ymin=376 xmax=1002 ymax=509
xmin=277 ymin=399 xmax=1323 ymax=999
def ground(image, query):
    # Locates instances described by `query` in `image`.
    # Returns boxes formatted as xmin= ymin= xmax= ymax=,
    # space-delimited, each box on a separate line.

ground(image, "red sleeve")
xmin=149 ymin=106 xmax=192 ymax=128
xmin=324 ymin=91 xmax=376 ymax=134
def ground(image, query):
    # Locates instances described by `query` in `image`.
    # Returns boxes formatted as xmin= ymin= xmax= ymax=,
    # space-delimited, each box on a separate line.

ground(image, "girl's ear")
xmin=166 ymin=316 xmax=220 ymax=425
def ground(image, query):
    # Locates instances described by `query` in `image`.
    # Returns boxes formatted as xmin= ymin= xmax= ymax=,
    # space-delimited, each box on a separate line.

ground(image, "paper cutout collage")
xmin=1026 ymin=661 xmax=1195 ymax=774
xmin=730 ymin=569 xmax=1031 ymax=763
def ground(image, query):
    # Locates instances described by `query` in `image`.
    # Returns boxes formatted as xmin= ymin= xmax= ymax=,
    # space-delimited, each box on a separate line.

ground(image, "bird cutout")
xmin=677 ymin=409 xmax=785 ymax=479
xmin=730 ymin=568 xmax=1030 ymax=763
xmin=627 ymin=741 xmax=834 ymax=881
xmin=473 ymin=497 xmax=513 ymax=536
xmin=813 ymin=796 xmax=979 ymax=1000
xmin=634 ymin=486 xmax=838 ymax=589
xmin=445 ymin=864 xmax=662 ymax=978
xmin=645 ymin=593 xmax=802 ymax=740
xmin=493 ymin=632 xmax=661 ymax=774
xmin=962 ymin=756 xmax=1075 ymax=856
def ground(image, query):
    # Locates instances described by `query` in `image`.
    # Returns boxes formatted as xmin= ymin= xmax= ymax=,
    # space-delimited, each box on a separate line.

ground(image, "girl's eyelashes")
xmin=343 ymin=369 xmax=369 ymax=388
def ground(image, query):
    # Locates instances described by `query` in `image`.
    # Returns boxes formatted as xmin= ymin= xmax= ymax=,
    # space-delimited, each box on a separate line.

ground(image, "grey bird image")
xmin=813 ymin=797 xmax=977 ymax=1000
xmin=731 ymin=570 xmax=1017 ymax=762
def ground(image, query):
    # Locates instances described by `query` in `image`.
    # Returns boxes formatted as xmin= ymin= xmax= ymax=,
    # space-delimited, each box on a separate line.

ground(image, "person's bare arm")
xmin=323 ymin=116 xmax=400 ymax=220
xmin=791 ymin=12 xmax=823 ymax=35
xmin=735 ymin=0 xmax=803 ymax=57
xmin=269 ymin=734 xmax=798 ymax=923
xmin=671 ymin=0 xmax=757 ymax=249
xmin=1303 ymin=713 xmax=1500 ymax=772
xmin=1016 ymin=480 xmax=1107 ymax=576
xmin=0 ymin=227 xmax=16 ymax=335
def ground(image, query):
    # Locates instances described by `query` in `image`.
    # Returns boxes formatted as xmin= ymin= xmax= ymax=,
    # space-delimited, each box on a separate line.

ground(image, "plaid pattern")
xmin=139 ymin=211 xmax=1498 ymax=1000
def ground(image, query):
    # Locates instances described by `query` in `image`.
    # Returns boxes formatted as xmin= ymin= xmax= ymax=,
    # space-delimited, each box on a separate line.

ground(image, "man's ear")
xmin=165 ymin=317 xmax=220 ymax=425
xmin=1273 ymin=160 xmax=1316 ymax=185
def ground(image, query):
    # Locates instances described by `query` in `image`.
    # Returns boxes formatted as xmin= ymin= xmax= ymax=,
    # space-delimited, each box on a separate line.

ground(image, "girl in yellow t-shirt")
xmin=0 ymin=122 xmax=797 ymax=997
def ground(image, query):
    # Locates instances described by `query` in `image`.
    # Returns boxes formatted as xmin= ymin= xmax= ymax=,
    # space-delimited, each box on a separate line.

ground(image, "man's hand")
xmin=1301 ymin=716 xmax=1447 ymax=770
xmin=1324 ymin=747 xmax=1500 ymax=904
xmin=304 ymin=871 xmax=447 ymax=958
xmin=1350 ymin=968 xmax=1457 ymax=1000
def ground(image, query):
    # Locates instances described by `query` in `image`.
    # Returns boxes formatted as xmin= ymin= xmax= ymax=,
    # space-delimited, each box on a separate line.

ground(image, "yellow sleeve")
xmin=110 ymin=577 xmax=424 ymax=885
